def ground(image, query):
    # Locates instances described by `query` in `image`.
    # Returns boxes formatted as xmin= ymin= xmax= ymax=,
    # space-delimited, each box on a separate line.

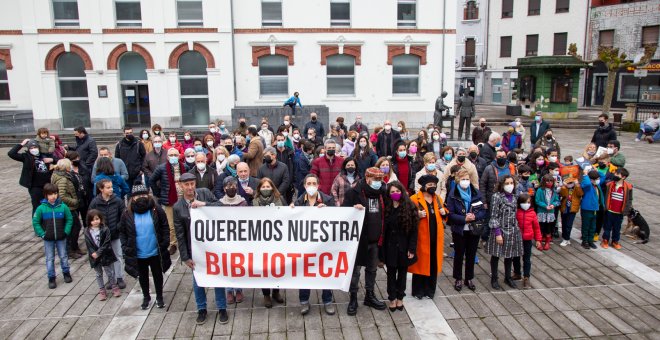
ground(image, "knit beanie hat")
xmin=131 ymin=181 xmax=149 ymax=197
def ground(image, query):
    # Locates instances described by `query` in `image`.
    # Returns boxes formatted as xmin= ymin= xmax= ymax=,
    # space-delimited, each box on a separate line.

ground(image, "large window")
xmin=553 ymin=33 xmax=568 ymax=56
xmin=177 ymin=0 xmax=203 ymax=27
xmin=642 ymin=25 xmax=659 ymax=47
xmin=397 ymin=0 xmax=416 ymax=27
xmin=465 ymin=1 xmax=478 ymax=20
xmin=0 ymin=61 xmax=9 ymax=100
xmin=262 ymin=0 xmax=282 ymax=27
xmin=599 ymin=30 xmax=614 ymax=48
xmin=179 ymin=51 xmax=209 ymax=126
xmin=502 ymin=0 xmax=513 ymax=18
xmin=556 ymin=0 xmax=569 ymax=13
xmin=331 ymin=0 xmax=350 ymax=27
xmin=500 ymin=36 xmax=512 ymax=58
xmin=618 ymin=74 xmax=660 ymax=102
xmin=327 ymin=54 xmax=355 ymax=96
xmin=392 ymin=54 xmax=420 ymax=95
xmin=52 ymin=0 xmax=79 ymax=27
xmin=528 ymin=0 xmax=540 ymax=16
xmin=464 ymin=38 xmax=476 ymax=67
xmin=550 ymin=76 xmax=573 ymax=103
xmin=259 ymin=55 xmax=288 ymax=96
xmin=526 ymin=34 xmax=539 ymax=56
xmin=519 ymin=75 xmax=536 ymax=102
xmin=57 ymin=53 xmax=90 ymax=128
xmin=115 ymin=0 xmax=142 ymax=27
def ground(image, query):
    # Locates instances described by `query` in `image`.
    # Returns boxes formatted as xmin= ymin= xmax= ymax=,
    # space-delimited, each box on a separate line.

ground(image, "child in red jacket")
xmin=513 ymin=193 xmax=542 ymax=289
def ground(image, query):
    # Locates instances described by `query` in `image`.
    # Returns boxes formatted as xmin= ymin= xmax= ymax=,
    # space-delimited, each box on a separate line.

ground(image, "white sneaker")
xmin=560 ymin=240 xmax=570 ymax=247
xmin=634 ymin=138 xmax=641 ymax=142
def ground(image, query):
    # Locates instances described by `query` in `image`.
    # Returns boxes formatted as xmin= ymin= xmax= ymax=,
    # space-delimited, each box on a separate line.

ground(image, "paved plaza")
xmin=0 ymin=128 xmax=659 ymax=339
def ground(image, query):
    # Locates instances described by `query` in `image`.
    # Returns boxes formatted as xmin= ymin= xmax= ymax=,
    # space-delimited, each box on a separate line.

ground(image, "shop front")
xmin=585 ymin=60 xmax=660 ymax=108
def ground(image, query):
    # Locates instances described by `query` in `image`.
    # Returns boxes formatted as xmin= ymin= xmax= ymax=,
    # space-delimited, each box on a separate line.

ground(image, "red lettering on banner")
xmin=304 ymin=253 xmax=316 ymax=277
xmin=287 ymin=253 xmax=301 ymax=276
xmin=319 ymin=253 xmax=332 ymax=278
xmin=272 ymin=253 xmax=285 ymax=277
xmin=263 ymin=253 xmax=269 ymax=277
xmin=335 ymin=252 xmax=349 ymax=277
xmin=231 ymin=253 xmax=246 ymax=277
xmin=207 ymin=252 xmax=220 ymax=275
xmin=248 ymin=253 xmax=261 ymax=277
xmin=222 ymin=252 xmax=228 ymax=276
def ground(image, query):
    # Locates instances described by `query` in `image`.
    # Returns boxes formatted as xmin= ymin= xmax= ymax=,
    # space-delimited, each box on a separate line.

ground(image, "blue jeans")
xmin=561 ymin=212 xmax=576 ymax=241
xmin=44 ymin=239 xmax=70 ymax=278
xmin=636 ymin=124 xmax=655 ymax=139
xmin=603 ymin=211 xmax=624 ymax=243
xmin=654 ymin=129 xmax=660 ymax=142
xmin=192 ymin=276 xmax=227 ymax=310
xmin=299 ymin=289 xmax=333 ymax=304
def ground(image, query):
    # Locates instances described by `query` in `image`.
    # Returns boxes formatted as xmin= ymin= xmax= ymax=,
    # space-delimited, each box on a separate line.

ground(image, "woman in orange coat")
xmin=408 ymin=174 xmax=447 ymax=299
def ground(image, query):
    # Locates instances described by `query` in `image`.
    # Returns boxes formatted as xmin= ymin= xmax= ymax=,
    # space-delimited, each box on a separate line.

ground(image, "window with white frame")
xmin=331 ymin=0 xmax=350 ymax=27
xmin=262 ymin=0 xmax=282 ymax=27
xmin=397 ymin=0 xmax=416 ymax=27
xmin=327 ymin=54 xmax=355 ymax=96
xmin=52 ymin=0 xmax=79 ymax=27
xmin=115 ymin=0 xmax=142 ymax=27
xmin=259 ymin=55 xmax=288 ymax=96
xmin=392 ymin=54 xmax=420 ymax=95
xmin=57 ymin=53 xmax=90 ymax=128
xmin=179 ymin=51 xmax=209 ymax=126
xmin=177 ymin=0 xmax=203 ymax=27
xmin=0 ymin=60 xmax=9 ymax=100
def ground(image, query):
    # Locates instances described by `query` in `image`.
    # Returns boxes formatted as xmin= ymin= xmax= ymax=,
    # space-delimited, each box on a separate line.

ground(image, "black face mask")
xmin=131 ymin=197 xmax=152 ymax=214
xmin=612 ymin=175 xmax=621 ymax=182
xmin=72 ymin=160 xmax=80 ymax=167
xmin=522 ymin=175 xmax=530 ymax=181
xmin=311 ymin=117 xmax=317 ymax=122
xmin=125 ymin=134 xmax=135 ymax=141
xmin=480 ymin=123 xmax=486 ymax=128
xmin=496 ymin=158 xmax=506 ymax=166
xmin=346 ymin=167 xmax=356 ymax=174
xmin=599 ymin=121 xmax=605 ymax=127
xmin=239 ymin=122 xmax=246 ymax=127
xmin=598 ymin=162 xmax=607 ymax=169
xmin=457 ymin=155 xmax=466 ymax=163
xmin=426 ymin=187 xmax=437 ymax=195
xmin=326 ymin=149 xmax=336 ymax=157
xmin=225 ymin=145 xmax=233 ymax=152
xmin=225 ymin=188 xmax=237 ymax=197
xmin=263 ymin=156 xmax=272 ymax=164
xmin=469 ymin=151 xmax=478 ymax=159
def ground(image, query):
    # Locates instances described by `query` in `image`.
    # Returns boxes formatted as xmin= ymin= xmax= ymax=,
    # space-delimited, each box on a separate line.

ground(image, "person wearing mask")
xmin=501 ymin=123 xmax=522 ymax=153
xmin=436 ymin=146 xmax=455 ymax=173
xmin=409 ymin=175 xmax=447 ymax=299
xmin=305 ymin=127 xmax=323 ymax=148
xmin=528 ymin=151 xmax=547 ymax=184
xmin=303 ymin=112 xmax=325 ymax=138
xmin=115 ymin=126 xmax=146 ymax=189
xmin=279 ymin=115 xmax=298 ymax=135
xmin=9 ymin=139 xmax=54 ymax=212
xmin=327 ymin=122 xmax=345 ymax=148
xmin=66 ymin=151 xmax=91 ymax=229
xmin=471 ymin=118 xmax=492 ymax=145
xmin=183 ymin=148 xmax=196 ymax=172
xmin=274 ymin=134 xmax=296 ymax=201
xmin=139 ymin=129 xmax=153 ymax=154
xmin=479 ymin=132 xmax=501 ymax=164
xmin=310 ymin=140 xmax=344 ymax=195
xmin=120 ymin=182 xmax=171 ymax=310
xmin=65 ymin=126 xmax=98 ymax=169
xmin=393 ymin=143 xmax=414 ymax=192
xmin=142 ymin=136 xmax=167 ymax=189
xmin=582 ymin=143 xmax=598 ymax=164
xmin=211 ymin=146 xmax=229 ymax=175
xmin=434 ymin=91 xmax=451 ymax=129
xmin=244 ymin=127 xmax=264 ymax=177
xmin=92 ymin=147 xmax=129 ymax=182
xmin=214 ymin=153 xmax=240 ymax=190
xmin=486 ymin=175 xmax=524 ymax=290
xmin=513 ymin=193 xmax=542 ymax=289
xmin=376 ymin=120 xmax=403 ymax=158
xmin=330 ymin=157 xmax=360 ymax=206
xmin=447 ymin=169 xmax=487 ymax=292
xmin=208 ymin=123 xmax=222 ymax=147
xmin=602 ymin=168 xmax=633 ymax=250
xmin=151 ymin=124 xmax=163 ymax=139
xmin=376 ymin=157 xmax=398 ymax=184
xmin=480 ymin=150 xmax=511 ymax=211
xmin=173 ymin=173 xmax=229 ymax=324
xmin=414 ymin=153 xmax=441 ymax=192
xmin=336 ymin=116 xmax=349 ymax=136
xmin=535 ymin=174 xmax=560 ymax=250
xmin=467 ymin=145 xmax=488 ymax=179
xmin=258 ymin=121 xmax=274 ymax=147
xmin=456 ymin=92 xmax=475 ymax=140
xmin=581 ymin=169 xmax=605 ymax=249
xmin=516 ymin=164 xmax=536 ymax=198
xmin=150 ymin=148 xmax=185 ymax=255
xmin=283 ymin=91 xmax=303 ymax=115
xmin=94 ymin=157 xmax=130 ymax=200
xmin=408 ymin=140 xmax=424 ymax=175
xmin=51 ymin=159 xmax=83 ymax=259
xmin=342 ymin=130 xmax=358 ymax=157
xmin=441 ymin=148 xmax=479 ymax=199
xmin=343 ymin=168 xmax=387 ymax=315
xmin=558 ymin=177 xmax=583 ymax=247
xmin=257 ymin=147 xmax=291 ymax=202
xmin=163 ymin=132 xmax=185 ymax=157
xmin=350 ymin=115 xmax=369 ymax=135
xmin=217 ymin=120 xmax=230 ymax=136
xmin=606 ymin=140 xmax=626 ymax=168
xmin=181 ymin=130 xmax=195 ymax=151
xmin=382 ymin=181 xmax=418 ymax=311
xmin=218 ymin=162 xmax=258 ymax=207
xmin=529 ymin=112 xmax=551 ymax=149
xmin=352 ymin=136 xmax=378 ymax=178
xmin=415 ymin=130 xmax=430 ymax=155
xmin=534 ymin=128 xmax=561 ymax=158
xmin=233 ymin=117 xmax=248 ymax=137
xmin=396 ymin=121 xmax=410 ymax=141
xmin=187 ymin=152 xmax=215 ymax=191
xmin=222 ymin=135 xmax=243 ymax=159
xmin=426 ymin=130 xmax=444 ymax=161
xmin=370 ymin=126 xmax=382 ymax=145
xmin=293 ymin=141 xmax=314 ymax=198
xmin=591 ymin=113 xmax=618 ymax=148
xmin=291 ymin=174 xmax=337 ymax=315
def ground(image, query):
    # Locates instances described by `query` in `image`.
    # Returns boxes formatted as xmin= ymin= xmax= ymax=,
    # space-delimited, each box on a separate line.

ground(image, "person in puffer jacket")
xmin=513 ymin=193 xmax=542 ymax=290
xmin=32 ymin=183 xmax=73 ymax=289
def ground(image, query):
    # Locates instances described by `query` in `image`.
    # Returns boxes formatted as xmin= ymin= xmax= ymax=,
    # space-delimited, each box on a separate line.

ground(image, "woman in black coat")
xmin=8 ymin=139 xmax=54 ymax=212
xmin=119 ymin=182 xmax=171 ymax=310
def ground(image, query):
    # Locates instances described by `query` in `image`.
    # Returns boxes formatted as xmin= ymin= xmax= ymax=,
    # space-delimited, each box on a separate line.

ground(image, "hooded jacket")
xmin=32 ymin=198 xmax=73 ymax=241
xmin=89 ymin=194 xmax=126 ymax=240
xmin=84 ymin=226 xmax=118 ymax=268
xmin=115 ymin=136 xmax=146 ymax=180
xmin=591 ymin=123 xmax=617 ymax=148
xmin=51 ymin=171 xmax=79 ymax=211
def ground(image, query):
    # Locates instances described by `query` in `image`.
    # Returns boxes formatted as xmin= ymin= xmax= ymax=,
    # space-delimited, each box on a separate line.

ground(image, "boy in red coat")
xmin=513 ymin=193 xmax=542 ymax=289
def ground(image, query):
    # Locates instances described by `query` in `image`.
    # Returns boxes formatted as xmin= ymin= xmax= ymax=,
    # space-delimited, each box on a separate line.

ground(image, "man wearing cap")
xmin=9 ymin=138 xmax=55 ymax=212
xmin=173 ymin=173 xmax=229 ymax=325
xmin=342 ymin=167 xmax=387 ymax=315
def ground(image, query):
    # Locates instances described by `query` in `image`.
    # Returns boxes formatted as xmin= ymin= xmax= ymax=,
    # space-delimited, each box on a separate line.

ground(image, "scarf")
xmin=256 ymin=194 xmax=275 ymax=206
xmin=166 ymin=161 xmax=184 ymax=205
xmin=458 ymin=185 xmax=472 ymax=212
xmin=220 ymin=194 xmax=245 ymax=206
xmin=360 ymin=180 xmax=385 ymax=246
xmin=226 ymin=165 xmax=237 ymax=177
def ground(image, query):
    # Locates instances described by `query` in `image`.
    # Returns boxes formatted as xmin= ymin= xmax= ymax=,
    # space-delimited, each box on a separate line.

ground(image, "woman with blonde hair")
xmin=397 ymin=121 xmax=410 ymax=141
xmin=51 ymin=158 xmax=84 ymax=258
xmin=212 ymin=146 xmax=229 ymax=174
xmin=414 ymin=152 xmax=442 ymax=192
xmin=376 ymin=157 xmax=398 ymax=184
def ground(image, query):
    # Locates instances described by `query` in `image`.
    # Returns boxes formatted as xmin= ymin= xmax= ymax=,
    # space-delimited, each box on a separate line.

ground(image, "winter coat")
xmin=214 ymin=173 xmax=258 ymax=205
xmin=304 ymin=120 xmax=326 ymax=138
xmin=174 ymin=188 xmax=219 ymax=262
xmin=310 ymin=155 xmax=344 ymax=195
xmin=471 ymin=126 xmax=492 ymax=145
xmin=534 ymin=188 xmax=561 ymax=214
xmin=605 ymin=180 xmax=633 ymax=215
xmin=591 ymin=123 xmax=617 ymax=148
xmin=408 ymin=191 xmax=446 ymax=276
xmin=392 ymin=155 xmax=415 ymax=191
xmin=35 ymin=135 xmax=55 ymax=154
xmin=33 ymin=198 xmax=73 ymax=241
xmin=502 ymin=132 xmax=522 ymax=153
xmin=353 ymin=150 xmax=378 ymax=178
xmin=441 ymin=158 xmax=479 ymax=195
xmin=580 ymin=173 xmax=605 ymax=211
xmin=486 ymin=193 xmax=523 ymax=258
xmin=84 ymin=226 xmax=118 ymax=268
xmin=163 ymin=140 xmax=184 ymax=157
xmin=142 ymin=148 xmax=168 ymax=179
xmin=115 ymin=137 xmax=146 ymax=180
xmin=293 ymin=153 xmax=312 ymax=196
xmin=382 ymin=204 xmax=418 ymax=268
xmin=187 ymin=166 xmax=216 ymax=191
xmin=70 ymin=134 xmax=98 ymax=168
xmin=8 ymin=143 xmax=52 ymax=189
xmin=472 ymin=156 xmax=488 ymax=178
xmin=559 ymin=185 xmax=584 ymax=214
xmin=92 ymin=158 xmax=129 ymax=181
xmin=94 ymin=173 xmax=130 ymax=200
xmin=534 ymin=136 xmax=561 ymax=158
xmin=150 ymin=162 xmax=183 ymax=206
xmin=341 ymin=139 xmax=355 ymax=158
xmin=293 ymin=190 xmax=336 ymax=207
xmin=349 ymin=122 xmax=369 ymax=135
xmin=342 ymin=181 xmax=383 ymax=266
xmin=414 ymin=169 xmax=441 ymax=193
xmin=479 ymin=162 xmax=512 ymax=206
xmin=244 ymin=136 xmax=264 ymax=177
xmin=330 ymin=173 xmax=359 ymax=206
xmin=276 ymin=147 xmax=296 ymax=190
xmin=119 ymin=201 xmax=171 ymax=278
xmin=530 ymin=121 xmax=551 ymax=145
xmin=375 ymin=130 xmax=403 ymax=158
xmin=446 ymin=185 xmax=488 ymax=235
xmin=515 ymin=208 xmax=542 ymax=241
xmin=257 ymin=161 xmax=291 ymax=197
xmin=89 ymin=194 xmax=126 ymax=240
xmin=479 ymin=143 xmax=497 ymax=164
xmin=50 ymin=171 xmax=79 ymax=211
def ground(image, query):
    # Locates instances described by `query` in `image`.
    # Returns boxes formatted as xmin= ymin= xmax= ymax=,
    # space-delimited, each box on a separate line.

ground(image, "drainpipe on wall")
xmin=482 ymin=0 xmax=490 ymax=104
xmin=583 ymin=0 xmax=591 ymax=107
xmin=230 ymin=0 xmax=238 ymax=103
xmin=441 ymin=0 xmax=446 ymax=92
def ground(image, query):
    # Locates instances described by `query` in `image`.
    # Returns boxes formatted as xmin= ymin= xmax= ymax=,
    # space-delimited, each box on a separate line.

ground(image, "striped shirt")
xmin=608 ymin=186 xmax=624 ymax=214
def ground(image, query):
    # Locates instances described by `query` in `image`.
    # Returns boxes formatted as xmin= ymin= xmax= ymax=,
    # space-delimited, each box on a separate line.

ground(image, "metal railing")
xmin=461 ymin=55 xmax=477 ymax=68
xmin=635 ymin=104 xmax=660 ymax=122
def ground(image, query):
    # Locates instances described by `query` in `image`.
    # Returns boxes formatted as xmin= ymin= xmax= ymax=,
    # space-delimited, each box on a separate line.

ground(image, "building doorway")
xmin=119 ymin=52 xmax=151 ymax=127
xmin=593 ymin=75 xmax=607 ymax=106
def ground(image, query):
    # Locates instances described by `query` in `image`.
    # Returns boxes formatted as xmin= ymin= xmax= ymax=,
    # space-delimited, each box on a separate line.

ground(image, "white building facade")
xmin=483 ymin=0 xmax=588 ymax=105
xmin=0 ymin=0 xmax=456 ymax=131
xmin=454 ymin=0 xmax=487 ymax=103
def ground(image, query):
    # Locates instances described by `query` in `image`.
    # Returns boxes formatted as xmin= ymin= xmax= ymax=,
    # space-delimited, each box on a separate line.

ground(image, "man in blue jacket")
xmin=283 ymin=91 xmax=302 ymax=115
xmin=580 ymin=169 xmax=605 ymax=249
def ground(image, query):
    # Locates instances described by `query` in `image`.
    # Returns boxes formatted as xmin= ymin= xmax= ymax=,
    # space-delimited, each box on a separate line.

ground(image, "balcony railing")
xmin=461 ymin=55 xmax=477 ymax=68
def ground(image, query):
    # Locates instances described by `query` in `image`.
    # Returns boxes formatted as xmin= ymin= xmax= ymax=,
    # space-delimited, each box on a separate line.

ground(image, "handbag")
xmin=467 ymin=204 xmax=487 ymax=235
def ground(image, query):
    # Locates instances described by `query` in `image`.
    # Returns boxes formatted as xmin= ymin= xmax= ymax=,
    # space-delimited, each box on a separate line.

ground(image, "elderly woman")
xmin=51 ymin=158 xmax=84 ymax=259
xmin=414 ymin=152 xmax=442 ymax=192
xmin=219 ymin=177 xmax=248 ymax=206
xmin=183 ymin=148 xmax=196 ymax=172
xmin=212 ymin=146 xmax=229 ymax=174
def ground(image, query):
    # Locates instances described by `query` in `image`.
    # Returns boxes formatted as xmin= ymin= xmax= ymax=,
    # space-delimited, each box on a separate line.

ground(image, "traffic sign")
xmin=634 ymin=69 xmax=648 ymax=78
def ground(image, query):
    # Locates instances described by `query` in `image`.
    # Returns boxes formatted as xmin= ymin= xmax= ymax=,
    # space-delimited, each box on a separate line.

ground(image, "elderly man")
xmin=303 ymin=112 xmax=325 ymax=137
xmin=92 ymin=147 xmax=129 ymax=181
xmin=215 ymin=161 xmax=258 ymax=204
xmin=479 ymin=132 xmax=501 ymax=164
xmin=349 ymin=115 xmax=369 ymax=135
xmin=471 ymin=118 xmax=492 ymax=145
xmin=310 ymin=140 xmax=344 ymax=195
xmin=257 ymin=147 xmax=291 ymax=201
xmin=142 ymin=135 xmax=167 ymax=188
xmin=467 ymin=144 xmax=488 ymax=179
xmin=150 ymin=147 xmax=185 ymax=255
xmin=376 ymin=120 xmax=402 ymax=158
xmin=188 ymin=152 xmax=215 ymax=191
xmin=173 ymin=173 xmax=229 ymax=325
xmin=530 ymin=112 xmax=551 ymax=149
xmin=456 ymin=92 xmax=475 ymax=140
xmin=441 ymin=148 xmax=479 ymax=200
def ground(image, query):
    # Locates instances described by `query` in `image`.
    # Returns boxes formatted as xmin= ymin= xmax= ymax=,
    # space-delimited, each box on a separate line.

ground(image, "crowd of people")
xmin=9 ymin=109 xmax=641 ymax=325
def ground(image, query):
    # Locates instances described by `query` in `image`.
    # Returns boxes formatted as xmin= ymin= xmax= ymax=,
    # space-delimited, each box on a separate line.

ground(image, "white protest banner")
xmin=190 ymin=206 xmax=365 ymax=291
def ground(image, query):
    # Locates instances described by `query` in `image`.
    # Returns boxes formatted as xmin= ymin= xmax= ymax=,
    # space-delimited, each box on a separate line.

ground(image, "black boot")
xmin=347 ymin=292 xmax=358 ymax=316
xmin=491 ymin=277 xmax=502 ymax=290
xmin=141 ymin=296 xmax=151 ymax=310
xmin=504 ymin=277 xmax=518 ymax=289
xmin=363 ymin=290 xmax=386 ymax=310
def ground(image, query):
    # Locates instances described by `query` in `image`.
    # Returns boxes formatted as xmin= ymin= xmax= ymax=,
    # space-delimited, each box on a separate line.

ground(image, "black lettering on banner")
xmin=288 ymin=220 xmax=298 ymax=242
xmin=249 ymin=220 xmax=261 ymax=241
xmin=207 ymin=220 xmax=216 ymax=241
xmin=273 ymin=220 xmax=283 ymax=241
xmin=217 ymin=220 xmax=226 ymax=241
xmin=194 ymin=220 xmax=205 ymax=242
xmin=350 ymin=221 xmax=360 ymax=241
xmin=310 ymin=220 xmax=319 ymax=242
xmin=238 ymin=220 xmax=247 ymax=241
xmin=340 ymin=221 xmax=349 ymax=241
xmin=227 ymin=220 xmax=236 ymax=240
xmin=320 ymin=221 xmax=329 ymax=242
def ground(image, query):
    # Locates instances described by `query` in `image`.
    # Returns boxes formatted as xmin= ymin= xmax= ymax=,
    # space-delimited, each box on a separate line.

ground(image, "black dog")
xmin=627 ymin=209 xmax=650 ymax=244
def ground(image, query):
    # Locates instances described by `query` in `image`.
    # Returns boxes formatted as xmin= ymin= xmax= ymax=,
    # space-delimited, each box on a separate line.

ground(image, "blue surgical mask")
xmin=495 ymin=142 xmax=501 ymax=148
xmin=194 ymin=146 xmax=203 ymax=152
xmin=426 ymin=164 xmax=436 ymax=171
xmin=276 ymin=141 xmax=285 ymax=148
xmin=168 ymin=156 xmax=179 ymax=165
xmin=370 ymin=180 xmax=382 ymax=190
xmin=398 ymin=151 xmax=407 ymax=158
xmin=444 ymin=154 xmax=452 ymax=161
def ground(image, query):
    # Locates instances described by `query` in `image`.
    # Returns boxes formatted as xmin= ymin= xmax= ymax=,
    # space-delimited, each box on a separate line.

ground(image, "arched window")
xmin=179 ymin=51 xmax=209 ymax=125
xmin=0 ymin=60 xmax=9 ymax=100
xmin=57 ymin=53 xmax=90 ymax=127
xmin=392 ymin=54 xmax=419 ymax=95
xmin=119 ymin=52 xmax=147 ymax=81
xmin=465 ymin=1 xmax=478 ymax=20
xmin=259 ymin=55 xmax=288 ymax=96
xmin=327 ymin=54 xmax=355 ymax=96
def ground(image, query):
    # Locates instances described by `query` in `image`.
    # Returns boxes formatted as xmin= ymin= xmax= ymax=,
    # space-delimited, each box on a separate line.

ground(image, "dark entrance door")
xmin=122 ymin=84 xmax=151 ymax=127
xmin=594 ymin=75 xmax=607 ymax=106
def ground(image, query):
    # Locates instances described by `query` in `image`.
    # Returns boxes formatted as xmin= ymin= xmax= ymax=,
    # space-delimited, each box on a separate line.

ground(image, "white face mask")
xmin=29 ymin=148 xmax=39 ymax=156
xmin=607 ymin=148 xmax=614 ymax=155
xmin=153 ymin=142 xmax=162 ymax=149
xmin=196 ymin=163 xmax=206 ymax=171
xmin=306 ymin=186 xmax=318 ymax=196
xmin=284 ymin=121 xmax=290 ymax=126
xmin=209 ymin=128 xmax=216 ymax=134
xmin=185 ymin=156 xmax=195 ymax=163
xmin=207 ymin=141 xmax=214 ymax=147
xmin=184 ymin=135 xmax=191 ymax=141
xmin=384 ymin=125 xmax=392 ymax=131
xmin=553 ymin=170 xmax=560 ymax=176
xmin=433 ymin=135 xmax=440 ymax=141
xmin=169 ymin=137 xmax=176 ymax=143
xmin=520 ymin=203 xmax=531 ymax=211
xmin=504 ymin=184 xmax=514 ymax=193
xmin=359 ymin=142 xmax=367 ymax=148
xmin=142 ymin=133 xmax=149 ymax=139
xmin=548 ymin=156 xmax=557 ymax=162
xmin=459 ymin=179 xmax=470 ymax=189
xmin=293 ymin=134 xmax=300 ymax=140
xmin=217 ymin=155 xmax=226 ymax=162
